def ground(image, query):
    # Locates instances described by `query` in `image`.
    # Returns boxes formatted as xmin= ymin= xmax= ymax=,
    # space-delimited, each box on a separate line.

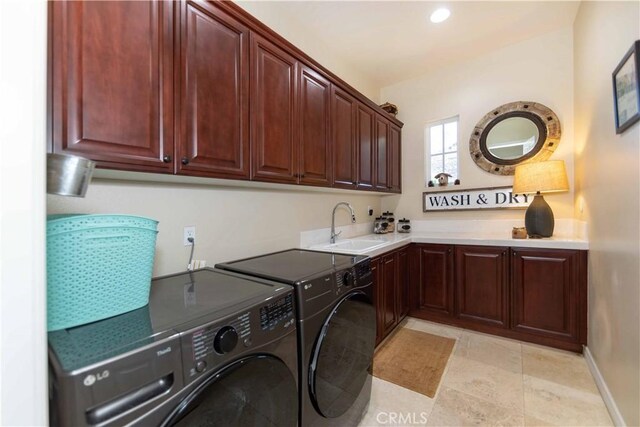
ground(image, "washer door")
xmin=162 ymin=355 xmax=297 ymax=427
xmin=309 ymin=291 xmax=376 ymax=418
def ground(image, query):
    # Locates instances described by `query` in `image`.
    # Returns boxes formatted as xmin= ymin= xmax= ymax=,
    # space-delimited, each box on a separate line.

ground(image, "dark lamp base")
xmin=524 ymin=193 xmax=554 ymax=238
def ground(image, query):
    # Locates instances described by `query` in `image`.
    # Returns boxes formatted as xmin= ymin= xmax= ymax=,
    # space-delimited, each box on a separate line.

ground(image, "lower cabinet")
xmin=414 ymin=244 xmax=454 ymax=319
xmin=407 ymin=243 xmax=587 ymax=352
xmin=511 ymin=248 xmax=586 ymax=345
xmin=455 ymin=246 xmax=509 ymax=328
xmin=372 ymin=245 xmax=410 ymax=346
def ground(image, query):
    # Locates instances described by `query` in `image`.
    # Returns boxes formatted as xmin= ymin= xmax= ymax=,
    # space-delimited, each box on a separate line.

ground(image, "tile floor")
xmin=359 ymin=317 xmax=613 ymax=427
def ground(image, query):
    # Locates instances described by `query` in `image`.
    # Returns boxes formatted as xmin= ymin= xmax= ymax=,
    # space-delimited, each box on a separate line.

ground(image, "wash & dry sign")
xmin=423 ymin=186 xmax=531 ymax=212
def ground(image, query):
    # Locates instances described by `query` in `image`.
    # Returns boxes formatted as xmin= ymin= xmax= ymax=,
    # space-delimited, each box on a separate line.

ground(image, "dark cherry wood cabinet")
xmin=407 ymin=243 xmax=587 ymax=352
xmin=371 ymin=257 xmax=383 ymax=345
xmin=396 ymin=247 xmax=410 ymax=320
xmin=380 ymin=253 xmax=398 ymax=337
xmin=511 ymin=248 xmax=586 ymax=345
xmin=373 ymin=245 xmax=411 ymax=346
xmin=250 ymin=33 xmax=298 ymax=183
xmin=331 ymin=86 xmax=357 ymax=189
xmin=374 ymin=115 xmax=389 ymax=191
xmin=414 ymin=244 xmax=455 ymax=319
xmin=49 ymin=0 xmax=403 ymax=192
xmin=298 ymin=65 xmax=332 ymax=186
xmin=177 ymin=0 xmax=250 ymax=179
xmin=356 ymin=104 xmax=375 ymax=190
xmin=455 ymin=245 xmax=509 ymax=328
xmin=389 ymin=124 xmax=402 ymax=192
xmin=50 ymin=0 xmax=175 ymax=172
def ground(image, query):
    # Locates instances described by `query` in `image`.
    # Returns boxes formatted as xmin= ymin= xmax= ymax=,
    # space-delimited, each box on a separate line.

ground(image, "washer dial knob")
xmin=213 ymin=326 xmax=238 ymax=354
xmin=342 ymin=271 xmax=353 ymax=287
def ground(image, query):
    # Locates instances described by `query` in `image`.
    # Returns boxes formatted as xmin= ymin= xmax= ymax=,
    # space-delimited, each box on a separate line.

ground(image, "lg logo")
xmin=83 ymin=370 xmax=109 ymax=386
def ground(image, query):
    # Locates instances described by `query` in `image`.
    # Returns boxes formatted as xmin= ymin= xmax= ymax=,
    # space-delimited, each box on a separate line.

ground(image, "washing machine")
xmin=217 ymin=249 xmax=376 ymax=427
xmin=48 ymin=268 xmax=298 ymax=426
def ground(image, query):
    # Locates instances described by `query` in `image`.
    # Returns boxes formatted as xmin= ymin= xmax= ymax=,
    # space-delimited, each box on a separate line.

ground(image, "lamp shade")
xmin=512 ymin=160 xmax=569 ymax=194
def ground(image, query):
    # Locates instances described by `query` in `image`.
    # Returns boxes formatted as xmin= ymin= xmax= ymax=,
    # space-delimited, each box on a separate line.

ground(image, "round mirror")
xmin=485 ymin=117 xmax=540 ymax=160
xmin=469 ymin=102 xmax=561 ymax=175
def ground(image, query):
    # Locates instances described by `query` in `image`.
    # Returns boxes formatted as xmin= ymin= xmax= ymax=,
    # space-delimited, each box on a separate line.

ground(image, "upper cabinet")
xmin=298 ymin=65 xmax=332 ymax=186
xmin=331 ymin=86 xmax=357 ymax=189
xmin=250 ymin=34 xmax=298 ymax=184
xmin=356 ymin=104 xmax=375 ymax=190
xmin=50 ymin=0 xmax=175 ymax=172
xmin=375 ymin=114 xmax=389 ymax=191
xmin=178 ymin=0 xmax=250 ymax=179
xmin=389 ymin=123 xmax=402 ymax=192
xmin=49 ymin=0 xmax=402 ymax=192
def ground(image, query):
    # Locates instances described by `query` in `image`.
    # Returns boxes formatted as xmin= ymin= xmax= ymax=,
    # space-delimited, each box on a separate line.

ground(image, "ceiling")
xmin=267 ymin=1 xmax=581 ymax=87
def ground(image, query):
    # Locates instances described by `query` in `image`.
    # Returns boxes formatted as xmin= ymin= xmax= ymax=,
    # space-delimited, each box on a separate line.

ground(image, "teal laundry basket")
xmin=46 ymin=214 xmax=158 ymax=331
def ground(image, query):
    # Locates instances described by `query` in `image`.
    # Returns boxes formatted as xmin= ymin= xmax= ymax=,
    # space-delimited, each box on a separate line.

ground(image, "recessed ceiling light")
xmin=430 ymin=8 xmax=451 ymax=23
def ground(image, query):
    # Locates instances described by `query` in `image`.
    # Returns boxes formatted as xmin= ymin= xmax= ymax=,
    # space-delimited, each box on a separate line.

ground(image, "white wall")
xmin=573 ymin=2 xmax=640 ymax=425
xmin=379 ymin=27 xmax=575 ymax=222
xmin=0 ymin=0 xmax=48 ymax=425
xmin=48 ymin=182 xmax=380 ymax=276
xmin=234 ymin=0 xmax=380 ymax=102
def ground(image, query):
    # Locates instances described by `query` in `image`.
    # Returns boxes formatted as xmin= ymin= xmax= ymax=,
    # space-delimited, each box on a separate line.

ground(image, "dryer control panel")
xmin=181 ymin=292 xmax=296 ymax=385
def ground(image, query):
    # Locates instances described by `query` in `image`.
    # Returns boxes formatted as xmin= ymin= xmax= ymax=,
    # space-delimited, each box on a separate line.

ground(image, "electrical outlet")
xmin=367 ymin=206 xmax=373 ymax=216
xmin=184 ymin=226 xmax=196 ymax=246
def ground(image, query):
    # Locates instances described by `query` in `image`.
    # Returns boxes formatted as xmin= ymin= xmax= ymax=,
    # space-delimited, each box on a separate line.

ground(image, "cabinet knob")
xmin=162 ymin=155 xmax=171 ymax=163
xmin=448 ymin=248 xmax=452 ymax=254
xmin=181 ymin=157 xmax=190 ymax=165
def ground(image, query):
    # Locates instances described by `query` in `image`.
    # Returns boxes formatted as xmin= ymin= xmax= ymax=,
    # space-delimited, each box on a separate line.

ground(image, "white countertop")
xmin=306 ymin=231 xmax=589 ymax=257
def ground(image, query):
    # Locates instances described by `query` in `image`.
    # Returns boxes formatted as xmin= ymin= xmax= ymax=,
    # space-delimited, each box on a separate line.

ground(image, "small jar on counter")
xmin=397 ymin=218 xmax=411 ymax=233
xmin=382 ymin=211 xmax=395 ymax=233
xmin=373 ymin=217 xmax=389 ymax=234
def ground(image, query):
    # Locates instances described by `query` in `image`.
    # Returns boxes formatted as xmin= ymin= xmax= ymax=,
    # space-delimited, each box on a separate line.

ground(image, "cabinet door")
xmin=371 ymin=257 xmax=383 ymax=345
xmin=178 ymin=1 xmax=249 ymax=179
xmin=455 ymin=246 xmax=509 ymax=327
xmin=356 ymin=104 xmax=375 ymax=190
xmin=375 ymin=115 xmax=389 ymax=191
xmin=396 ymin=247 xmax=410 ymax=320
xmin=331 ymin=86 xmax=357 ymax=189
xmin=511 ymin=248 xmax=583 ymax=342
xmin=298 ymin=65 xmax=331 ymax=186
xmin=250 ymin=34 xmax=298 ymax=183
xmin=388 ymin=124 xmax=402 ymax=193
xmin=381 ymin=253 xmax=398 ymax=336
xmin=415 ymin=244 xmax=455 ymax=317
xmin=50 ymin=1 xmax=174 ymax=172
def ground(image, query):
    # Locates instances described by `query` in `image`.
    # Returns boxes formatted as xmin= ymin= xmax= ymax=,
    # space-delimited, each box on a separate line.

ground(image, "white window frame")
xmin=425 ymin=116 xmax=459 ymax=187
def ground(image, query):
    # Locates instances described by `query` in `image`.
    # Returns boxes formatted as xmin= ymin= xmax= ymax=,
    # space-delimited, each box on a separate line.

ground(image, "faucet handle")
xmin=334 ymin=230 xmax=342 ymax=238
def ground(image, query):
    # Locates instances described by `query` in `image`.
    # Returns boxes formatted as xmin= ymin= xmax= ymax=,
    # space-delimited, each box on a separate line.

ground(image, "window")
xmin=425 ymin=116 xmax=458 ymax=186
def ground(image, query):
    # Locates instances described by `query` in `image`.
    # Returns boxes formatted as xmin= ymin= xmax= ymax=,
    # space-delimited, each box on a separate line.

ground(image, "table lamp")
xmin=512 ymin=160 xmax=569 ymax=238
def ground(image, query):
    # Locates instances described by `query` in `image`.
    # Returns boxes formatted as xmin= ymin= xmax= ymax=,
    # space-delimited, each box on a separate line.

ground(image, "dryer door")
xmin=162 ymin=355 xmax=297 ymax=427
xmin=309 ymin=291 xmax=376 ymax=418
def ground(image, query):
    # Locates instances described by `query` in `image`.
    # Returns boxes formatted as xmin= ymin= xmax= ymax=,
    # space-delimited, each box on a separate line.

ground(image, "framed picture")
xmin=612 ymin=40 xmax=640 ymax=134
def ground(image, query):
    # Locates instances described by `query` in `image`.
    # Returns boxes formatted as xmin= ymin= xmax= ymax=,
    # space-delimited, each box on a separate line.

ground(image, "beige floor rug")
xmin=373 ymin=328 xmax=456 ymax=398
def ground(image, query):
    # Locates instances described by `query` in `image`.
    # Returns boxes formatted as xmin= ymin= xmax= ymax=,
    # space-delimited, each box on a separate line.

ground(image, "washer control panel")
xmin=335 ymin=258 xmax=372 ymax=295
xmin=182 ymin=292 xmax=295 ymax=384
xmin=260 ymin=293 xmax=294 ymax=331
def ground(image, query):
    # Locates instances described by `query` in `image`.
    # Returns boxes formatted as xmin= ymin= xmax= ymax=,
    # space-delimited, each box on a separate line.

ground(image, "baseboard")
xmin=583 ymin=346 xmax=626 ymax=426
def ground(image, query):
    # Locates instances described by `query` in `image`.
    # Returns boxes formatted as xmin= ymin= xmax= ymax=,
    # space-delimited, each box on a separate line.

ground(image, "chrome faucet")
xmin=330 ymin=202 xmax=356 ymax=244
